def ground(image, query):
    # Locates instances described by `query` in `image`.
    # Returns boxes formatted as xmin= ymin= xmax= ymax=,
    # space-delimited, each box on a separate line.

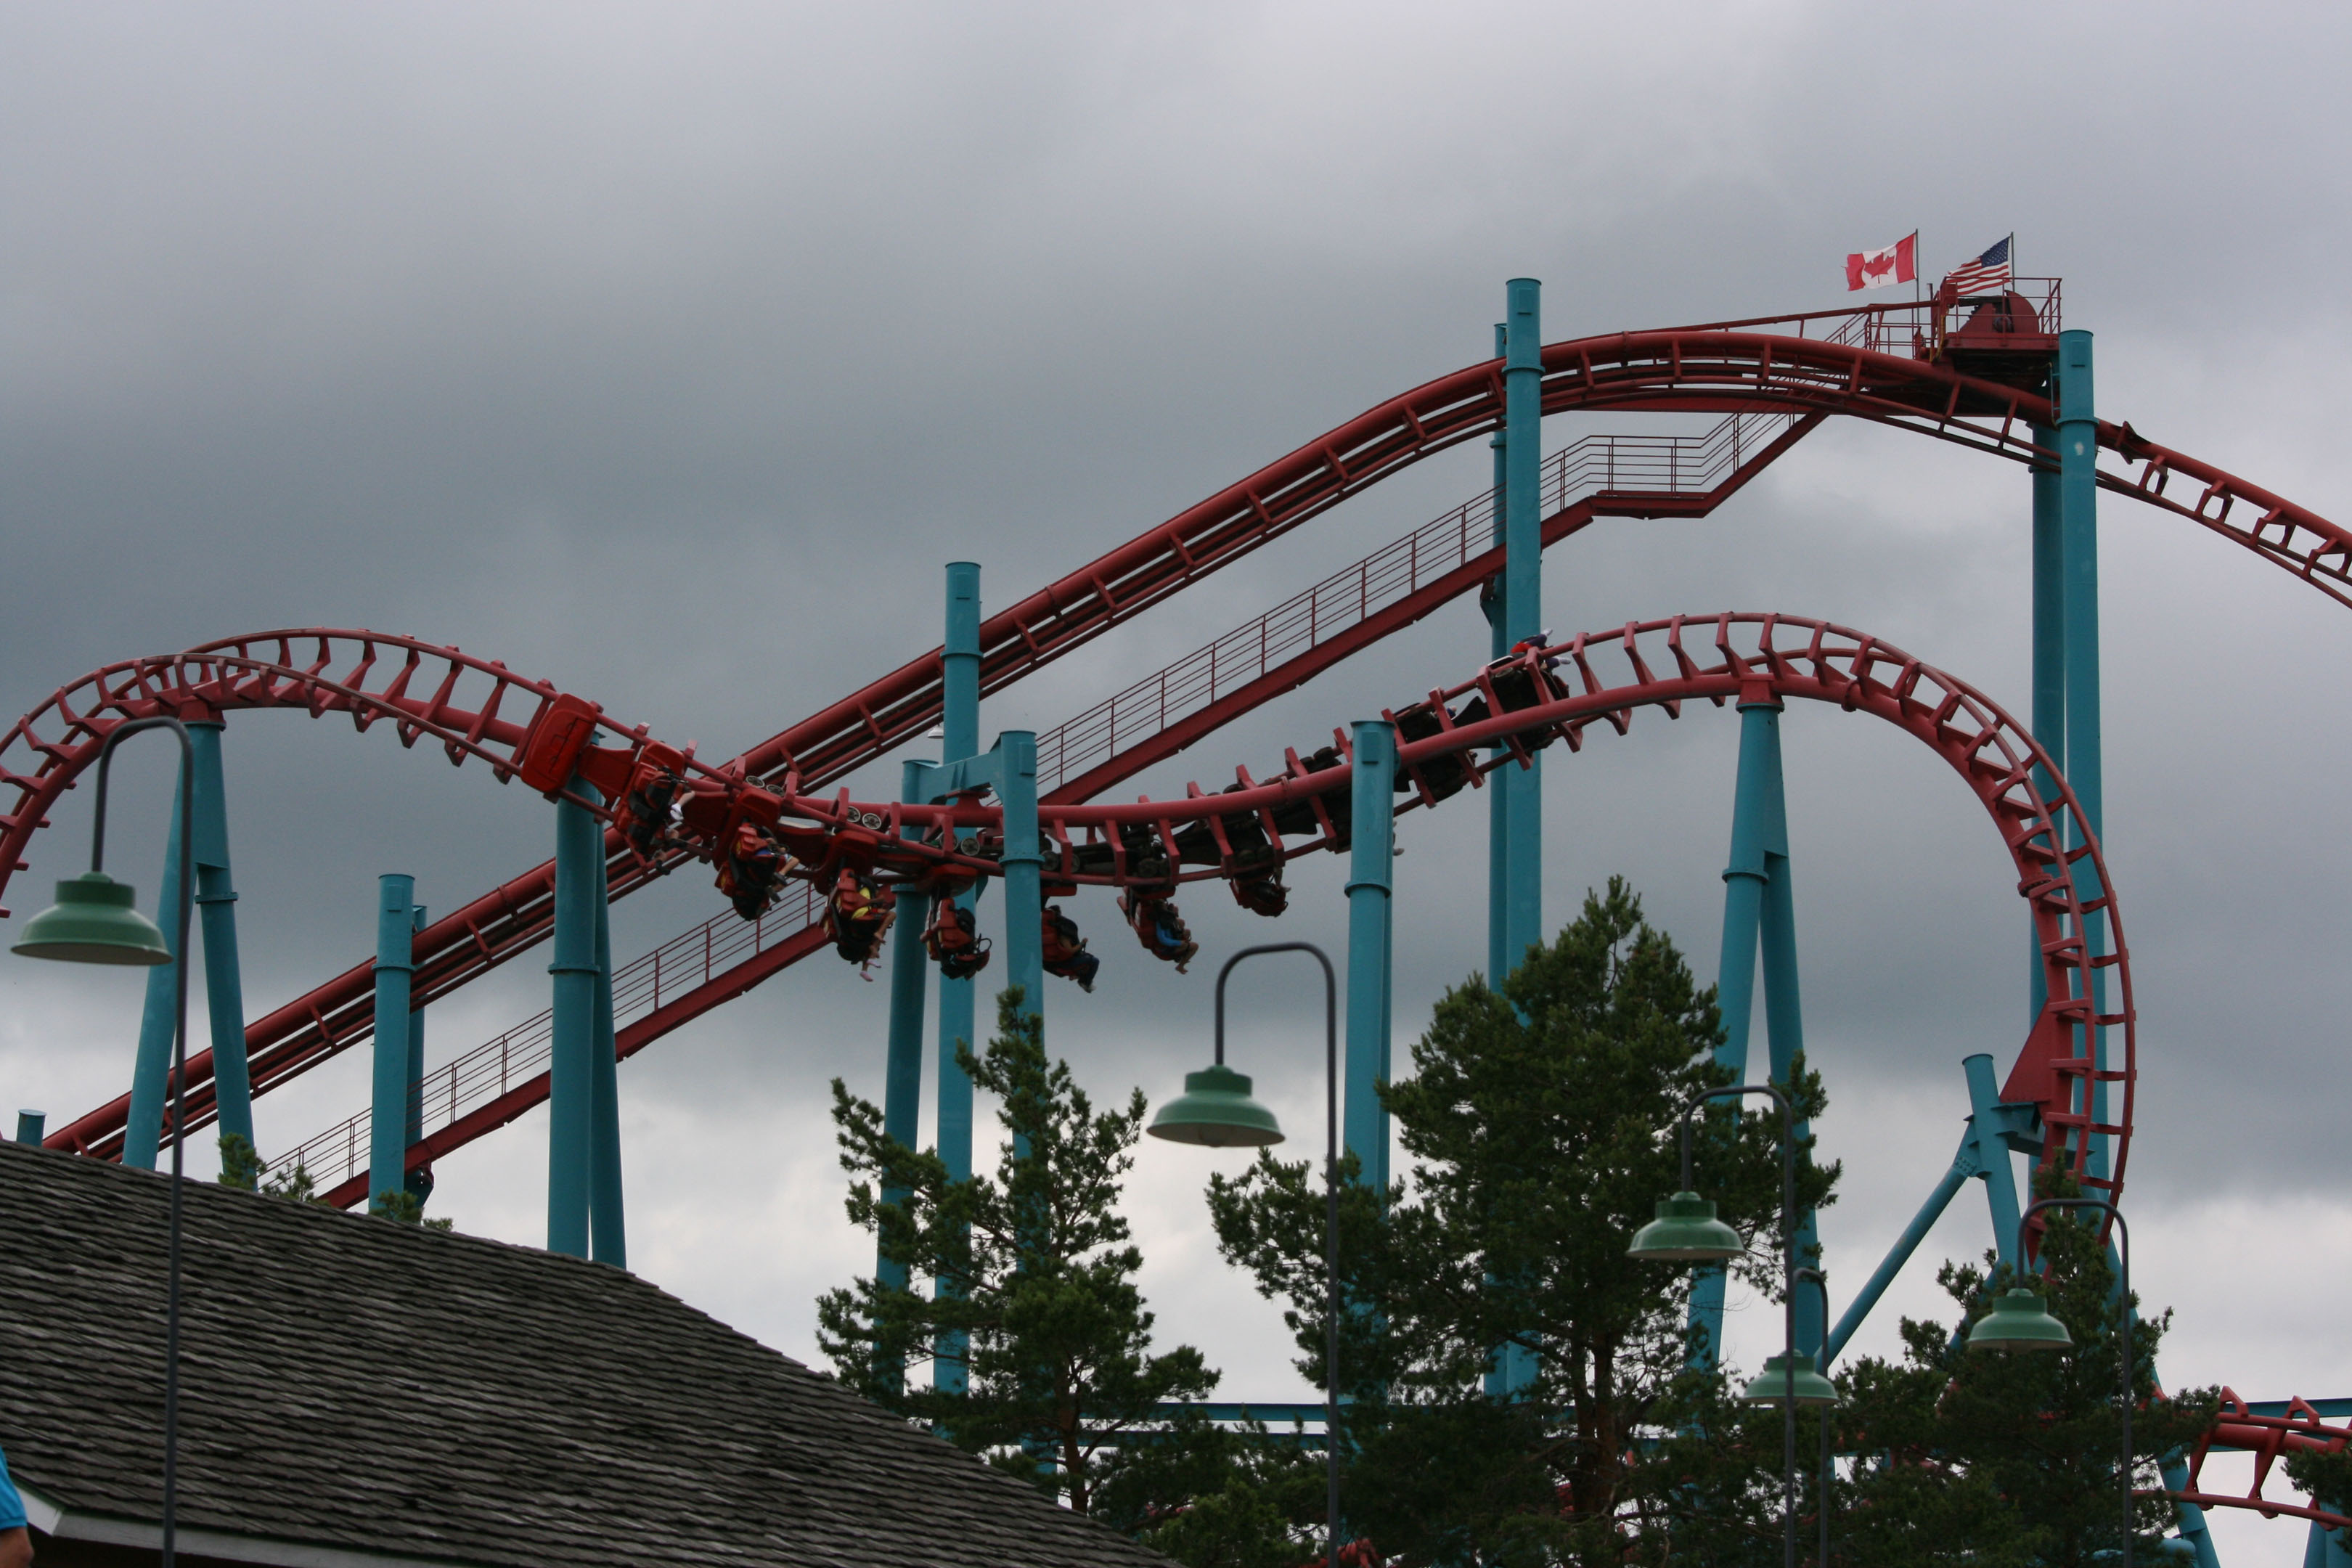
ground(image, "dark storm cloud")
xmin=4 ymin=7 xmax=2350 ymax=1547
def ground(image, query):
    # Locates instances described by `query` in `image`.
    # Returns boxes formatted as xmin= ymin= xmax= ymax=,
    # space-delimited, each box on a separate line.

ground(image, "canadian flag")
xmin=1845 ymin=232 xmax=1916 ymax=292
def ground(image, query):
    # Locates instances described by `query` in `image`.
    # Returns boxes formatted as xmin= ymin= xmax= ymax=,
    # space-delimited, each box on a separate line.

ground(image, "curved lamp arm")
xmin=84 ymin=716 xmax=196 ymax=1568
xmin=1212 ymin=942 xmax=1341 ymax=1568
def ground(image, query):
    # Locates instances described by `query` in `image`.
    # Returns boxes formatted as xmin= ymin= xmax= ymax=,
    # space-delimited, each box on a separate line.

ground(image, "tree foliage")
xmin=217 ymin=1132 xmax=331 ymax=1204
xmin=814 ymin=885 xmax=2236 ymax=1563
xmin=818 ymin=987 xmax=1241 ymax=1525
xmin=220 ymin=1132 xmax=451 ymax=1227
xmin=1208 ymin=878 xmax=1835 ymax=1564
xmin=1818 ymin=1177 xmax=2218 ymax=1567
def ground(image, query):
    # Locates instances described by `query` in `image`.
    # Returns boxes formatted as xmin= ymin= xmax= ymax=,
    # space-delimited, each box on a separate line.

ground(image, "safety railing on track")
xmin=1033 ymin=406 xmax=1801 ymax=795
xmin=1669 ymin=279 xmax=2061 ymax=360
xmin=279 ymin=880 xmax=822 ymax=1190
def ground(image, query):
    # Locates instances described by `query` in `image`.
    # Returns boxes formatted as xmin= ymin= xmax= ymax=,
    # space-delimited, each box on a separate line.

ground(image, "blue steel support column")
xmin=1493 ymin=290 xmax=1544 ymax=1408
xmin=130 ymin=730 xmax=257 ymax=1171
xmin=998 ymin=732 xmax=1044 ymax=1031
xmin=187 ymin=722 xmax=253 ymax=1149
xmin=1500 ymin=279 xmax=1544 ymax=981
xmin=1755 ymin=794 xmax=1820 ymax=1349
xmin=404 ymin=905 xmax=433 ymax=1206
xmin=1690 ymin=698 xmax=1781 ymax=1365
xmin=935 ymin=563 xmax=982 ymax=1398
xmin=2303 ymin=1514 xmax=2352 ymax=1567
xmin=939 ymin=562 xmax=983 ymax=1179
xmin=123 ymin=782 xmax=190 ymax=1172
xmin=2030 ymin=420 xmax=2065 ymax=1026
xmin=1485 ymin=324 xmax=1510 ymax=993
xmin=2057 ymin=380 xmax=2195 ymax=1561
xmin=368 ymin=874 xmax=417 ymax=1211
xmin=546 ymin=780 xmax=603 ymax=1257
xmin=879 ymin=759 xmax=936 ymax=1305
xmin=589 ymin=846 xmax=626 ymax=1267
xmin=1343 ymin=720 xmax=1395 ymax=1196
xmin=995 ymin=728 xmax=1047 ymax=1470
xmin=2056 ymin=330 xmax=2110 ymax=1182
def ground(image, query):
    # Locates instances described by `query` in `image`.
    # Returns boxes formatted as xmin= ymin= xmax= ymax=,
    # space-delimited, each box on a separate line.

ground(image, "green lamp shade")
xmin=1967 ymin=1288 xmax=2073 ymax=1353
xmin=9 ymin=874 xmax=171 ymax=966
xmin=1148 ymin=1064 xmax=1286 ymax=1148
xmin=1627 ymin=1191 xmax=1746 ymax=1261
xmin=1739 ymin=1352 xmax=1840 ymax=1407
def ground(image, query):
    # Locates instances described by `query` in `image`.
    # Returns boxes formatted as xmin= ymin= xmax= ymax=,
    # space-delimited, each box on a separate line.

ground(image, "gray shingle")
xmin=0 ymin=1141 xmax=1170 ymax=1567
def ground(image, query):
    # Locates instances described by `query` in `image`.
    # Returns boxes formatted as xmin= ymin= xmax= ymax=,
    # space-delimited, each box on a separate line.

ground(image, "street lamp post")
xmin=1967 ymin=1196 xmax=2136 ymax=1568
xmin=1147 ymin=942 xmax=1339 ymax=1568
xmin=9 ymin=716 xmax=195 ymax=1568
xmin=1779 ymin=1267 xmax=1833 ymax=1567
xmin=1629 ymin=1082 xmax=1829 ymax=1568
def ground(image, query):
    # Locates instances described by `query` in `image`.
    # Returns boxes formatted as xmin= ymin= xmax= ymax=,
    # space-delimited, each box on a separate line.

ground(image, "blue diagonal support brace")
xmin=126 ymin=720 xmax=254 ymax=1170
xmin=1693 ymin=696 xmax=1818 ymax=1361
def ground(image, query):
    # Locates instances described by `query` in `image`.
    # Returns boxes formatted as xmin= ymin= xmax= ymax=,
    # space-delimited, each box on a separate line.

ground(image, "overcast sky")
xmin=4 ymin=4 xmax=2348 ymax=1556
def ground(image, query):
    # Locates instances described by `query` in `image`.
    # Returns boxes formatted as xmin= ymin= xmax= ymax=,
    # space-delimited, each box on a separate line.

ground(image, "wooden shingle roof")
xmin=0 ymin=1140 xmax=1167 ymax=1567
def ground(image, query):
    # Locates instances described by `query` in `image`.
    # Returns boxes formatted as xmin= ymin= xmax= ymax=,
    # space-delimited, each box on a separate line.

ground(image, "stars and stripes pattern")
xmin=1943 ymin=234 xmax=2014 ymax=297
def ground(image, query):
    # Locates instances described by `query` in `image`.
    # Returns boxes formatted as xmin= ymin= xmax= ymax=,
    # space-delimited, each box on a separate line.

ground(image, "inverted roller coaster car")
xmin=1122 ymin=890 xmax=1197 ymax=973
xmin=714 ymin=823 xmax=790 ymax=920
xmin=1041 ymin=905 xmax=1099 ymax=992
xmin=515 ymin=693 xmax=604 ymax=795
xmin=823 ymin=867 xmax=895 ymax=969
xmin=616 ymin=743 xmax=688 ymax=857
xmin=922 ymin=900 xmax=991 ymax=979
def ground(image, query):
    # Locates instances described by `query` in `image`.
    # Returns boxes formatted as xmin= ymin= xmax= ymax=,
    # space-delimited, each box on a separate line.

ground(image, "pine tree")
xmin=217 ymin=1132 xmax=331 ymax=1205
xmin=817 ymin=986 xmax=1227 ymax=1520
xmin=1207 ymin=878 xmax=1834 ymax=1564
xmin=1821 ymin=1177 xmax=2219 ymax=1566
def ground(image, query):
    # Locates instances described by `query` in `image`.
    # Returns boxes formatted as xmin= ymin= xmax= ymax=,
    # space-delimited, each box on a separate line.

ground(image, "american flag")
xmin=1943 ymin=234 xmax=2013 ymax=297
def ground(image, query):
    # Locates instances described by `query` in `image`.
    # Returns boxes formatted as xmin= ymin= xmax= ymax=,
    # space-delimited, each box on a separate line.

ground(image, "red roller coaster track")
xmin=9 ymin=304 xmax=2345 ymax=1169
xmin=0 ymin=608 xmax=2139 ymax=1214
xmin=4 ymin=293 xmax=2345 ymax=1535
xmin=275 ymin=613 xmax=2126 ymax=1220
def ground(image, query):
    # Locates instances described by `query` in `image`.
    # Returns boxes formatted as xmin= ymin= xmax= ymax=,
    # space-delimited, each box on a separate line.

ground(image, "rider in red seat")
xmin=823 ymin=867 xmax=896 ymax=969
xmin=1228 ymin=865 xmax=1288 ymax=918
xmin=1120 ymin=889 xmax=1197 ymax=973
xmin=714 ymin=822 xmax=788 ymax=920
xmin=1040 ymin=904 xmax=1101 ymax=992
xmin=618 ymin=767 xmax=684 ymax=858
xmin=922 ymin=899 xmax=992 ymax=979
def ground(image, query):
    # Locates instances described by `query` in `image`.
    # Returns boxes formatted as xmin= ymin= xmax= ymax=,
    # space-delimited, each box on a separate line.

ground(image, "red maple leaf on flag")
xmin=1845 ymin=233 xmax=1916 ymax=292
